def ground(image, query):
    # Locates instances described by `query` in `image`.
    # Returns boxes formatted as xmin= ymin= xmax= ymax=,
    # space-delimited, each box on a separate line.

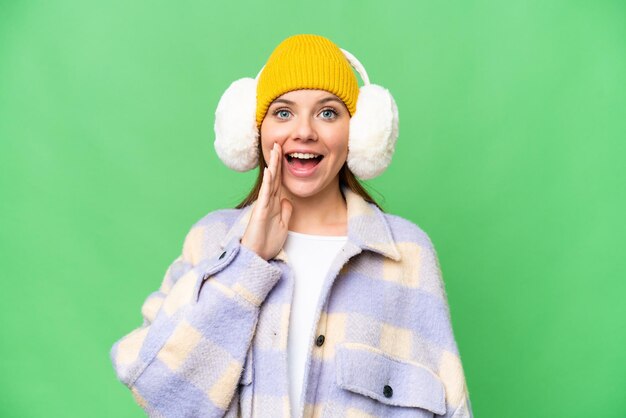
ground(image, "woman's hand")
xmin=240 ymin=143 xmax=293 ymax=261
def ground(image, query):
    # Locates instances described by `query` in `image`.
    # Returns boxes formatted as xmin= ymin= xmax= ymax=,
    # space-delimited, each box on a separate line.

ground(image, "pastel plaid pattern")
xmin=110 ymin=187 xmax=473 ymax=417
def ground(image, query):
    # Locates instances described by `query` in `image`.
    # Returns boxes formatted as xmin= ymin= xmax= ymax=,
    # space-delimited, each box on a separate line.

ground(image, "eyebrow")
xmin=270 ymin=97 xmax=344 ymax=106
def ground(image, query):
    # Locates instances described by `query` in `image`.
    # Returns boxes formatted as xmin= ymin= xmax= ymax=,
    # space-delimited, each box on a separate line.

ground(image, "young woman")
xmin=111 ymin=34 xmax=473 ymax=418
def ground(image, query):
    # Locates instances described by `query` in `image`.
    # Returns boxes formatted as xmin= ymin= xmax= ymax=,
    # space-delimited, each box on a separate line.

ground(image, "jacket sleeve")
xmin=426 ymin=242 xmax=474 ymax=418
xmin=110 ymin=226 xmax=282 ymax=417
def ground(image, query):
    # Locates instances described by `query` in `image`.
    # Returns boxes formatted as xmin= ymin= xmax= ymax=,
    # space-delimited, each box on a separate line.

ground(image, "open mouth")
xmin=285 ymin=152 xmax=324 ymax=170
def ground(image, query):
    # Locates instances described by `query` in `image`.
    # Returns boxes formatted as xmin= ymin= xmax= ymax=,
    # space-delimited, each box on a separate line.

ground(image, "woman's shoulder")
xmin=380 ymin=211 xmax=437 ymax=250
xmin=180 ymin=206 xmax=249 ymax=265
xmin=379 ymin=211 xmax=449 ymax=301
xmin=190 ymin=207 xmax=246 ymax=230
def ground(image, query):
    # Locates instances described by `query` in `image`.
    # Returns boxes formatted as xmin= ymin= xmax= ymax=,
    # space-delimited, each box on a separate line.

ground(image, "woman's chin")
xmin=282 ymin=178 xmax=335 ymax=200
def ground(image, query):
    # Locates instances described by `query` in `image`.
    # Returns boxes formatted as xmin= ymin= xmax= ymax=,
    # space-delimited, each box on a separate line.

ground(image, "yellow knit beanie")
xmin=255 ymin=34 xmax=360 ymax=127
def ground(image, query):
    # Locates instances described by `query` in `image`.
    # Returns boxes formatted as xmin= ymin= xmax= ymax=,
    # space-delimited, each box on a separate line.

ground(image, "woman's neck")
xmin=283 ymin=183 xmax=347 ymax=236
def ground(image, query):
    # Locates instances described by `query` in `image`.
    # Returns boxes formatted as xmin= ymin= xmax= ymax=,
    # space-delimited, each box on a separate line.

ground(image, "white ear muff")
xmin=213 ymin=72 xmax=262 ymax=171
xmin=341 ymin=48 xmax=399 ymax=180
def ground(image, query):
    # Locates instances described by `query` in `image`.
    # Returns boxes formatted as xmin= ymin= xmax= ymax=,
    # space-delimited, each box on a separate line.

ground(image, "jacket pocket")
xmin=335 ymin=343 xmax=446 ymax=415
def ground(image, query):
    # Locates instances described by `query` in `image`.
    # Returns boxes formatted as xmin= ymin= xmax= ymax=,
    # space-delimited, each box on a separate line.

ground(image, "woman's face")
xmin=260 ymin=89 xmax=350 ymax=199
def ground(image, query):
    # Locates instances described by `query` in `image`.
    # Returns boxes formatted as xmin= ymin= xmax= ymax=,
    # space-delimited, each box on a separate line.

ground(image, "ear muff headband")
xmin=340 ymin=48 xmax=370 ymax=85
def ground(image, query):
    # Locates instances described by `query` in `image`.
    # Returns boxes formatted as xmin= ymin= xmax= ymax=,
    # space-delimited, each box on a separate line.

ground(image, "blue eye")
xmin=320 ymin=108 xmax=338 ymax=119
xmin=275 ymin=109 xmax=292 ymax=119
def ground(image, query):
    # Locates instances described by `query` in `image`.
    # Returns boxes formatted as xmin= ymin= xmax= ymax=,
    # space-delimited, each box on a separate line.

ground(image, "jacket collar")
xmin=343 ymin=186 xmax=401 ymax=261
xmin=220 ymin=186 xmax=401 ymax=262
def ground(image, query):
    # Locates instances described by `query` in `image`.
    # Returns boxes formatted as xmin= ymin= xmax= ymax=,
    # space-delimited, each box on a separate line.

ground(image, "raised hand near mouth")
xmin=241 ymin=142 xmax=293 ymax=261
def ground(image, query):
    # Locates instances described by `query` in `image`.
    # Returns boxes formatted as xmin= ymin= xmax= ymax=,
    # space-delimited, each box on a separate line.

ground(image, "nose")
xmin=292 ymin=115 xmax=318 ymax=142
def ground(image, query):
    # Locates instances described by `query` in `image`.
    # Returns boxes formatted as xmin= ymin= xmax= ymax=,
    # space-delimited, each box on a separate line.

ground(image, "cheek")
xmin=260 ymin=122 xmax=289 ymax=151
xmin=259 ymin=134 xmax=271 ymax=163
xmin=326 ymin=128 xmax=350 ymax=158
xmin=260 ymin=124 xmax=276 ymax=163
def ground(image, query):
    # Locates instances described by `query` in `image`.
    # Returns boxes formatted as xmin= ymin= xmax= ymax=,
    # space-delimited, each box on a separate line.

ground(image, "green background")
xmin=1 ymin=0 xmax=624 ymax=417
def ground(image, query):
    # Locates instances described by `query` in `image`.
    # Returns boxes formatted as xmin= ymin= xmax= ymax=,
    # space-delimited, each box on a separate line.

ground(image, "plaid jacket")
xmin=110 ymin=187 xmax=473 ymax=418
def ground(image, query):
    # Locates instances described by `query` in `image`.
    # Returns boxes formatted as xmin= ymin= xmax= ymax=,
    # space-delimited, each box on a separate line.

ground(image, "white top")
xmin=282 ymin=230 xmax=348 ymax=417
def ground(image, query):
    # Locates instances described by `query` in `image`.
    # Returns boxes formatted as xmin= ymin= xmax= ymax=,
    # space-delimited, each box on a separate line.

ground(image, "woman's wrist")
xmin=240 ymin=237 xmax=269 ymax=261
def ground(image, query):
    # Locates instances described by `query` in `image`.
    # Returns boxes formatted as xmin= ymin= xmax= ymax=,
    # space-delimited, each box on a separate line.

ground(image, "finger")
xmin=280 ymin=198 xmax=293 ymax=229
xmin=270 ymin=143 xmax=279 ymax=196
xmin=268 ymin=145 xmax=277 ymax=196
xmin=273 ymin=143 xmax=282 ymax=195
xmin=260 ymin=167 xmax=271 ymax=208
